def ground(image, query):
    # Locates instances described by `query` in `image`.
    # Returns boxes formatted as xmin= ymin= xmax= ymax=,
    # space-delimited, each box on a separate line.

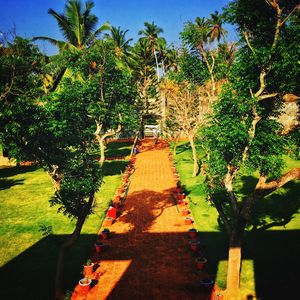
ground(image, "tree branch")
xmin=243 ymin=31 xmax=255 ymax=54
xmin=241 ymin=168 xmax=300 ymax=220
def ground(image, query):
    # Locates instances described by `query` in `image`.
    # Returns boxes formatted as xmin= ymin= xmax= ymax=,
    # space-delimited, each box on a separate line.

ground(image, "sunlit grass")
xmin=171 ymin=140 xmax=300 ymax=298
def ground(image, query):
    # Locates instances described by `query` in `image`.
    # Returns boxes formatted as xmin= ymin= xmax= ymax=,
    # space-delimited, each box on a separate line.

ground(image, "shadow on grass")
xmin=0 ymin=165 xmax=38 ymax=178
xmin=1 ymin=185 xmax=299 ymax=299
xmin=0 ymin=178 xmax=24 ymax=191
xmin=1 ymin=229 xmax=299 ymax=300
xmin=105 ymin=142 xmax=133 ymax=158
xmin=103 ymin=160 xmax=128 ymax=176
xmin=238 ymin=176 xmax=300 ymax=231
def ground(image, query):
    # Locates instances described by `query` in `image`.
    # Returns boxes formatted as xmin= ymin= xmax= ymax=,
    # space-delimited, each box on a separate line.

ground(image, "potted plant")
xmin=199 ymin=278 xmax=214 ymax=291
xmin=83 ymin=259 xmax=94 ymax=276
xmin=101 ymin=228 xmax=110 ymax=239
xmin=78 ymin=277 xmax=92 ymax=294
xmin=178 ymin=200 xmax=186 ymax=206
xmin=188 ymin=228 xmax=197 ymax=238
xmin=189 ymin=240 xmax=201 ymax=251
xmin=104 ymin=217 xmax=113 ymax=226
xmin=195 ymin=257 xmax=207 ymax=270
xmin=94 ymin=241 xmax=105 ymax=253
xmin=184 ymin=217 xmax=193 ymax=225
xmin=181 ymin=208 xmax=189 ymax=216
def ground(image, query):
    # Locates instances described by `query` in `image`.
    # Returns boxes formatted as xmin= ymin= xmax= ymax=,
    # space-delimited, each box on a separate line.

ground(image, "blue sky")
xmin=0 ymin=0 xmax=236 ymax=55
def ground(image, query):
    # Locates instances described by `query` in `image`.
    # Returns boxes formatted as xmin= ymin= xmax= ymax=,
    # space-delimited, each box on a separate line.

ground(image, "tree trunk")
xmin=54 ymin=193 xmax=95 ymax=299
xmin=226 ymin=227 xmax=244 ymax=300
xmin=188 ymin=134 xmax=198 ymax=177
xmin=153 ymin=49 xmax=160 ymax=81
xmin=173 ymin=135 xmax=180 ymax=157
xmin=98 ymin=135 xmax=106 ymax=166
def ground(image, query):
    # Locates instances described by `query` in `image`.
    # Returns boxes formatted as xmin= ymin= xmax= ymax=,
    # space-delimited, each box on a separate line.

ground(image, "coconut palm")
xmin=33 ymin=0 xmax=110 ymax=92
xmin=207 ymin=11 xmax=227 ymax=43
xmin=33 ymin=0 xmax=110 ymax=52
xmin=106 ymin=26 xmax=133 ymax=58
xmin=138 ymin=21 xmax=164 ymax=80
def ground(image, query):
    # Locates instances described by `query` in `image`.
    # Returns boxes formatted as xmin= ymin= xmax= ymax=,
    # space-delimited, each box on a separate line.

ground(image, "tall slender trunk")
xmin=173 ymin=135 xmax=180 ymax=157
xmin=188 ymin=134 xmax=198 ymax=177
xmin=98 ymin=136 xmax=106 ymax=166
xmin=153 ymin=49 xmax=160 ymax=81
xmin=226 ymin=226 xmax=244 ymax=300
xmin=130 ymin=135 xmax=139 ymax=157
xmin=55 ymin=193 xmax=95 ymax=299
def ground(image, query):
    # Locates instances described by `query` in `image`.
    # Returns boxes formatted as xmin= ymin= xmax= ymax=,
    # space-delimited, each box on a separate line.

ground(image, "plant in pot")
xmin=181 ymin=208 xmax=189 ymax=216
xmin=199 ymin=278 xmax=214 ymax=291
xmin=184 ymin=217 xmax=193 ymax=225
xmin=188 ymin=228 xmax=197 ymax=238
xmin=104 ymin=216 xmax=114 ymax=226
xmin=78 ymin=277 xmax=92 ymax=294
xmin=189 ymin=240 xmax=201 ymax=251
xmin=101 ymin=228 xmax=110 ymax=239
xmin=178 ymin=200 xmax=186 ymax=206
xmin=94 ymin=241 xmax=105 ymax=253
xmin=195 ymin=257 xmax=207 ymax=270
xmin=83 ymin=259 xmax=94 ymax=276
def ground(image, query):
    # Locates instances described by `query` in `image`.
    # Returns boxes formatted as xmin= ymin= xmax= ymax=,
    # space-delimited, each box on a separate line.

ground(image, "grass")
xmin=172 ymin=141 xmax=300 ymax=299
xmin=0 ymin=142 xmax=131 ymax=299
xmin=105 ymin=141 xmax=133 ymax=158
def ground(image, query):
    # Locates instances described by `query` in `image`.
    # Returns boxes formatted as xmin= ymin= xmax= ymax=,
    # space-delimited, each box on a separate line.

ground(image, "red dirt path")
xmin=72 ymin=139 xmax=213 ymax=300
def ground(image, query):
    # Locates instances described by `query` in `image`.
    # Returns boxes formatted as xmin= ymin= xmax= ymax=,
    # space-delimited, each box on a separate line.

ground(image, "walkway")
xmin=72 ymin=139 xmax=212 ymax=300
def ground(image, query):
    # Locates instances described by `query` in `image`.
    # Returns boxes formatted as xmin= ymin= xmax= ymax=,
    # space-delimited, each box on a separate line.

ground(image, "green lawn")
xmin=0 ymin=142 xmax=131 ymax=299
xmin=172 ymin=141 xmax=300 ymax=299
xmin=105 ymin=141 xmax=133 ymax=158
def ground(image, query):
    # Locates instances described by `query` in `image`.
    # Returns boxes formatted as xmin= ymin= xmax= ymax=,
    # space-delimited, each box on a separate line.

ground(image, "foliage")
xmin=33 ymin=0 xmax=110 ymax=51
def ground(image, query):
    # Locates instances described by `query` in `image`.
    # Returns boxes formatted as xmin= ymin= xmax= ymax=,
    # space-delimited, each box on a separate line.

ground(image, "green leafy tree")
xmin=106 ymin=26 xmax=133 ymax=59
xmin=32 ymin=0 xmax=110 ymax=92
xmin=181 ymin=12 xmax=227 ymax=96
xmin=73 ymin=40 xmax=138 ymax=165
xmin=138 ymin=21 xmax=165 ymax=81
xmin=0 ymin=37 xmax=104 ymax=299
xmin=33 ymin=0 xmax=109 ymax=51
xmin=203 ymin=1 xmax=300 ymax=298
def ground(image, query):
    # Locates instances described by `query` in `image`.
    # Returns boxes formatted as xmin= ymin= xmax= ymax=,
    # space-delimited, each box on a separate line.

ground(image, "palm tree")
xmin=138 ymin=21 xmax=164 ymax=80
xmin=106 ymin=26 xmax=133 ymax=58
xmin=33 ymin=0 xmax=110 ymax=92
xmin=33 ymin=0 xmax=110 ymax=51
xmin=207 ymin=11 xmax=227 ymax=43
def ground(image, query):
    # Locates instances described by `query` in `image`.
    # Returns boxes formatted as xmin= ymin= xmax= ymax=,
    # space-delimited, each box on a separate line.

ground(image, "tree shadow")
xmin=0 ymin=165 xmax=38 ymax=178
xmin=1 ymin=186 xmax=299 ymax=300
xmin=105 ymin=142 xmax=133 ymax=158
xmin=250 ymin=181 xmax=300 ymax=230
xmin=103 ymin=160 xmax=128 ymax=176
xmin=0 ymin=178 xmax=24 ymax=191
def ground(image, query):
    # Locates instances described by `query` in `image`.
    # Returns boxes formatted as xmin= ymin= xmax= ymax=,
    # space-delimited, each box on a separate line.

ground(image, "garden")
xmin=0 ymin=0 xmax=299 ymax=299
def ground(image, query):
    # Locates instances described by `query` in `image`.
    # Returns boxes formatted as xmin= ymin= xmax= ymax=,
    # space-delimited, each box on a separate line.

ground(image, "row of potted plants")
xmin=71 ymin=155 xmax=137 ymax=299
xmin=168 ymin=151 xmax=223 ymax=300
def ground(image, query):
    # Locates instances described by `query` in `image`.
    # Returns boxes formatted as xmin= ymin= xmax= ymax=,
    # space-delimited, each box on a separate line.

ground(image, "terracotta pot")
xmin=114 ymin=195 xmax=121 ymax=201
xmin=195 ymin=257 xmax=207 ymax=270
xmin=189 ymin=240 xmax=200 ymax=251
xmin=184 ymin=217 xmax=193 ymax=225
xmin=83 ymin=263 xmax=94 ymax=276
xmin=199 ymin=278 xmax=214 ymax=290
xmin=101 ymin=230 xmax=110 ymax=239
xmin=104 ymin=217 xmax=113 ymax=226
xmin=181 ymin=208 xmax=189 ymax=216
xmin=79 ymin=278 xmax=92 ymax=294
xmin=95 ymin=242 xmax=105 ymax=253
xmin=178 ymin=200 xmax=186 ymax=206
xmin=188 ymin=228 xmax=198 ymax=239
